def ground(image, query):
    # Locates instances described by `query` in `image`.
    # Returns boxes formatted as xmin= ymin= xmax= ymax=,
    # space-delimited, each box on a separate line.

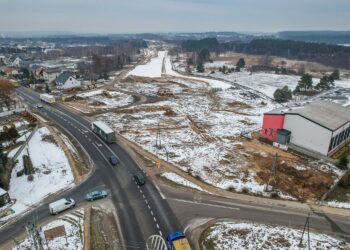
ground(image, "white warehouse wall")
xmin=284 ymin=115 xmax=332 ymax=156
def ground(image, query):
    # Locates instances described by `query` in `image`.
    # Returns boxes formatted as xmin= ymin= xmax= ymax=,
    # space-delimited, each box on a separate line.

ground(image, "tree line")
xmin=181 ymin=37 xmax=350 ymax=69
xmin=273 ymin=70 xmax=340 ymax=103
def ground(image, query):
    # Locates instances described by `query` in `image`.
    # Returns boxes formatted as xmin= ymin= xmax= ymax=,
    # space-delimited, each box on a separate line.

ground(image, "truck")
xmin=91 ymin=121 xmax=116 ymax=143
xmin=40 ymin=93 xmax=55 ymax=104
xmin=167 ymin=231 xmax=191 ymax=250
xmin=49 ymin=198 xmax=75 ymax=215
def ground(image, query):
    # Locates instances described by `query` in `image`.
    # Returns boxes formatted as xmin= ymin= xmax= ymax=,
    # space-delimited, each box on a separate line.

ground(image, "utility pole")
xmin=298 ymin=213 xmax=311 ymax=249
xmin=265 ymin=153 xmax=278 ymax=192
xmin=155 ymin=122 xmax=161 ymax=149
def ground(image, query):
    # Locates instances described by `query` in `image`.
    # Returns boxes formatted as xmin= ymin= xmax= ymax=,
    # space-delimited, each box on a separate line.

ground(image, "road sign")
xmin=146 ymin=235 xmax=167 ymax=250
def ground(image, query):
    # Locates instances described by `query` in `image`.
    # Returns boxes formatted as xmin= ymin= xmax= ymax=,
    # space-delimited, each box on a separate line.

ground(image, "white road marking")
xmin=142 ymin=194 xmax=145 ymax=199
xmin=171 ymin=198 xmax=240 ymax=210
xmin=159 ymin=231 xmax=163 ymax=236
xmin=156 ymin=223 xmax=160 ymax=229
xmin=154 ymin=183 xmax=166 ymax=200
xmin=147 ymin=205 xmax=151 ymax=210
xmin=150 ymin=210 xmax=154 ymax=216
xmin=153 ymin=217 xmax=157 ymax=222
xmin=184 ymin=224 xmax=191 ymax=233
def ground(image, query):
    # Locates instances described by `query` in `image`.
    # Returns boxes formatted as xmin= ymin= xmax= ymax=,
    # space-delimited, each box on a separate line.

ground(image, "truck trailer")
xmin=167 ymin=231 xmax=191 ymax=250
xmin=40 ymin=93 xmax=55 ymax=104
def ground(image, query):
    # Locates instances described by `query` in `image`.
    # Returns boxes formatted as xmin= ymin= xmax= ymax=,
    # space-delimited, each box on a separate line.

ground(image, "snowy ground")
xmin=126 ymin=51 xmax=166 ymax=78
xmin=75 ymin=89 xmax=133 ymax=108
xmin=15 ymin=209 xmax=84 ymax=250
xmin=161 ymin=172 xmax=204 ymax=191
xmin=201 ymin=221 xmax=349 ymax=250
xmin=0 ymin=127 xmax=74 ymax=226
xmin=323 ymin=200 xmax=350 ymax=209
xmin=99 ymin=77 xmax=287 ymax=197
xmin=99 ymin=53 xmax=343 ymax=200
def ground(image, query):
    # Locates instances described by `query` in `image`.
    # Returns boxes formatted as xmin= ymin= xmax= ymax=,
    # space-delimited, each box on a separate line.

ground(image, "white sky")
xmin=0 ymin=0 xmax=349 ymax=33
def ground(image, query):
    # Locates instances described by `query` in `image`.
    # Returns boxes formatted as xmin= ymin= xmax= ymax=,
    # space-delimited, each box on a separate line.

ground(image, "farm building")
xmin=261 ymin=101 xmax=350 ymax=156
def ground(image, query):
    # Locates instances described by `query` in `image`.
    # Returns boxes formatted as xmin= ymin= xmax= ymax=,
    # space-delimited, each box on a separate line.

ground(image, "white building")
xmin=11 ymin=57 xmax=22 ymax=67
xmin=263 ymin=101 xmax=350 ymax=156
xmin=56 ymin=71 xmax=81 ymax=90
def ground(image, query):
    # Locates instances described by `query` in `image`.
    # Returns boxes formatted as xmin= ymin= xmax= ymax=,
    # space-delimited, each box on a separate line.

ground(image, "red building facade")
xmin=261 ymin=114 xmax=285 ymax=141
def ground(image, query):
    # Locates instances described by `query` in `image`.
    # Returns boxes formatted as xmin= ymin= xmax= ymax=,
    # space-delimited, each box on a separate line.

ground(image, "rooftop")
xmin=0 ymin=187 xmax=7 ymax=196
xmin=266 ymin=100 xmax=350 ymax=131
xmin=56 ymin=71 xmax=74 ymax=84
xmin=93 ymin=121 xmax=114 ymax=134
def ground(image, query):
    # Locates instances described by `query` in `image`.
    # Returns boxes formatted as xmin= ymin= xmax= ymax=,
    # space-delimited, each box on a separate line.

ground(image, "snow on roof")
xmin=266 ymin=100 xmax=350 ymax=131
xmin=92 ymin=121 xmax=114 ymax=134
xmin=0 ymin=187 xmax=7 ymax=196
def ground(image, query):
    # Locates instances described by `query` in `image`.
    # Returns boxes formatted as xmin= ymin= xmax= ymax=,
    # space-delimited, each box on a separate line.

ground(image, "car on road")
xmin=134 ymin=174 xmax=146 ymax=186
xmin=109 ymin=155 xmax=119 ymax=166
xmin=49 ymin=198 xmax=75 ymax=215
xmin=85 ymin=190 xmax=108 ymax=201
xmin=35 ymin=103 xmax=43 ymax=108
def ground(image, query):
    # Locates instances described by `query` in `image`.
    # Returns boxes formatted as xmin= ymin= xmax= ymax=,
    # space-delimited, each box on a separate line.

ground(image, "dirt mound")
xmin=114 ymin=105 xmax=171 ymax=114
xmin=255 ymin=154 xmax=334 ymax=201
xmin=122 ymin=75 xmax=162 ymax=83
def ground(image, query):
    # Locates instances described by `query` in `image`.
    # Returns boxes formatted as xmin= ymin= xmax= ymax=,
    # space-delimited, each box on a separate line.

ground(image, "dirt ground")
xmin=213 ymin=52 xmax=350 ymax=76
xmin=90 ymin=204 xmax=122 ymax=250
xmin=239 ymin=137 xmax=335 ymax=201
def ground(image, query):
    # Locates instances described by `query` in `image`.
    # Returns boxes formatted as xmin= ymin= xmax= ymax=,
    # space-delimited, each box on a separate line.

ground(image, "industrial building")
xmin=261 ymin=101 xmax=350 ymax=156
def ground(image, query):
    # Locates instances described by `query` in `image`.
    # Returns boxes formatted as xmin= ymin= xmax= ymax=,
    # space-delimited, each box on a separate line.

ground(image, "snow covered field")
xmin=99 ymin=80 xmax=292 ymax=197
xmin=161 ymin=172 xmax=204 ymax=191
xmin=15 ymin=209 xmax=84 ymax=250
xmin=76 ymin=89 xmax=133 ymax=108
xmin=201 ymin=221 xmax=349 ymax=250
xmin=1 ymin=127 xmax=74 ymax=225
xmin=127 ymin=51 xmax=166 ymax=78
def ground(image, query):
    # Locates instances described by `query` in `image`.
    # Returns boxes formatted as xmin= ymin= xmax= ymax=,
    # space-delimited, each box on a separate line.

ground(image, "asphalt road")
xmin=2 ymin=86 xmax=350 ymax=249
xmin=162 ymin=184 xmax=350 ymax=242
xmin=0 ymin=87 xmax=181 ymax=249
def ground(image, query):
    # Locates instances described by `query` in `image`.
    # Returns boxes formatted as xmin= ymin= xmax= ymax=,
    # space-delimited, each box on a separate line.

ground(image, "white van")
xmin=49 ymin=198 xmax=75 ymax=215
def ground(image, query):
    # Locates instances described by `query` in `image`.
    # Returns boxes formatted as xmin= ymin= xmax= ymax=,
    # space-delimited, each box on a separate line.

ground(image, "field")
xmin=95 ymin=50 xmax=344 ymax=201
xmin=200 ymin=220 xmax=349 ymax=250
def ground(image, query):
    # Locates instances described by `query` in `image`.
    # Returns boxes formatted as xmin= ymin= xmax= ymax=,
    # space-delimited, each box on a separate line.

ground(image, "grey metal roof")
xmin=56 ymin=71 xmax=74 ymax=84
xmin=266 ymin=100 xmax=350 ymax=131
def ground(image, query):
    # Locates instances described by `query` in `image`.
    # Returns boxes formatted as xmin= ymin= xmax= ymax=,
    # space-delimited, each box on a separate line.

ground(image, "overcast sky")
xmin=1 ymin=0 xmax=350 ymax=33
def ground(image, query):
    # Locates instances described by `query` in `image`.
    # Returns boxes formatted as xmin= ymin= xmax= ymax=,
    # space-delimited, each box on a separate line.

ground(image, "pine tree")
xmin=196 ymin=63 xmax=204 ymax=73
xmin=295 ymin=73 xmax=313 ymax=93
xmin=316 ymin=75 xmax=334 ymax=90
xmin=236 ymin=58 xmax=246 ymax=68
xmin=274 ymin=86 xmax=293 ymax=103
xmin=330 ymin=69 xmax=340 ymax=80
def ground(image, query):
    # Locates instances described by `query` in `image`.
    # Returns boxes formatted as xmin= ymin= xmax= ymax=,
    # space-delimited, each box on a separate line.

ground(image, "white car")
xmin=49 ymin=198 xmax=75 ymax=215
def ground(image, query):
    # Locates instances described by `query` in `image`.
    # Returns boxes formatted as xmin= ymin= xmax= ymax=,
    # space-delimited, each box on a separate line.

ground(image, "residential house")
xmin=11 ymin=57 xmax=22 ymax=67
xmin=56 ymin=71 xmax=81 ymax=90
xmin=43 ymin=67 xmax=61 ymax=83
xmin=3 ymin=67 xmax=19 ymax=76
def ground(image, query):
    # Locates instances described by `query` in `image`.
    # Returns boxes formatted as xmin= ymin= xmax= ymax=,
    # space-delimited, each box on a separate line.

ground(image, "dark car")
xmin=109 ymin=155 xmax=119 ymax=166
xmin=134 ymin=174 xmax=146 ymax=186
